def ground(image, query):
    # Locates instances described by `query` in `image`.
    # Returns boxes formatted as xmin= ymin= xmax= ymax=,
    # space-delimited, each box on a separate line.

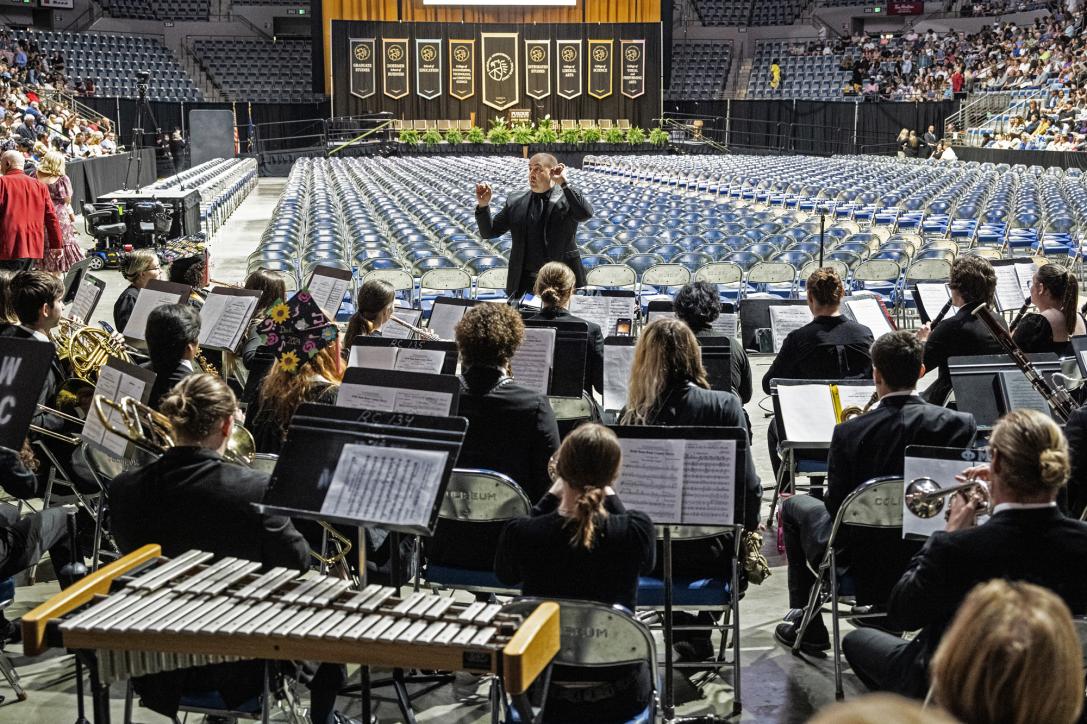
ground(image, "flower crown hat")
xmin=256 ymin=289 xmax=339 ymax=374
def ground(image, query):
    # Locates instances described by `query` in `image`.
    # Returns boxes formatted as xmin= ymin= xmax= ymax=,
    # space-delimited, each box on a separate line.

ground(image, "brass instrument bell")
xmin=904 ymin=476 xmax=991 ymax=519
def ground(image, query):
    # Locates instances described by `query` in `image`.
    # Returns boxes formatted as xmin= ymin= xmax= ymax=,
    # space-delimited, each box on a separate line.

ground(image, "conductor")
xmin=475 ymin=153 xmax=593 ymax=299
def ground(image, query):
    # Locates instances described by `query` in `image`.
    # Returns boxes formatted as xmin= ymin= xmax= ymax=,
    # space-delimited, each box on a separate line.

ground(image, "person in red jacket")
xmin=0 ymin=150 xmax=62 ymax=271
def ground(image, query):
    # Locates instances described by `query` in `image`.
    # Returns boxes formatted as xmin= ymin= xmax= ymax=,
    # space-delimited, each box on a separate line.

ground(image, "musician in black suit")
xmin=916 ymin=255 xmax=1003 ymax=405
xmin=674 ymin=281 xmax=752 ymax=404
xmin=842 ymin=409 xmax=1087 ymax=699
xmin=774 ymin=331 xmax=977 ymax=654
xmin=142 ymin=303 xmax=200 ymax=410
xmin=109 ymin=374 xmax=348 ymax=724
xmin=527 ymin=261 xmax=603 ymax=395
xmin=0 ymin=270 xmax=66 ymax=431
xmin=475 ymin=153 xmax=593 ymax=298
xmin=1064 ymin=404 xmax=1087 ymax=518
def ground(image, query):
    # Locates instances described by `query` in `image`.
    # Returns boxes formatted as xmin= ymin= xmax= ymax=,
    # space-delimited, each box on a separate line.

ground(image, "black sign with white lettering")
xmin=0 ymin=338 xmax=54 ymax=449
xmin=383 ymin=38 xmax=409 ymax=100
xmin=349 ymin=38 xmax=376 ymax=99
xmin=588 ymin=40 xmax=613 ymax=100
xmin=481 ymin=32 xmax=519 ymax=111
xmin=621 ymin=39 xmax=645 ymax=99
xmin=449 ymin=39 xmax=475 ymax=100
xmin=525 ymin=39 xmax=550 ymax=100
xmin=416 ymin=38 xmax=442 ymax=100
xmin=556 ymin=39 xmax=581 ymax=99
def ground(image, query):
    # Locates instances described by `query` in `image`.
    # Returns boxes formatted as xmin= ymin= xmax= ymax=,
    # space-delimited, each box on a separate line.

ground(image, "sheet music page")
xmin=510 ymin=326 xmax=556 ymax=394
xmin=916 ymin=283 xmax=954 ymax=322
xmin=379 ymin=309 xmax=422 ymax=340
xmin=603 ymin=344 xmax=636 ymax=411
xmin=428 ymin=303 xmax=467 ymax=342
xmin=83 ymin=366 xmax=149 ymax=457
xmin=393 ymin=388 xmax=454 ymax=416
xmin=605 ymin=296 xmax=638 ymax=336
xmin=69 ymin=277 xmax=101 ymax=323
xmin=769 ymin=305 xmax=814 ymax=353
xmin=568 ymin=295 xmax=611 ymax=333
xmin=681 ymin=439 xmax=736 ymax=526
xmin=903 ymin=454 xmax=979 ymax=538
xmin=320 ymin=443 xmax=448 ymax=529
xmin=999 ymin=370 xmax=1051 ymax=417
xmin=836 ymin=384 xmax=878 ymax=413
xmin=348 ymin=346 xmax=398 ymax=370
xmin=199 ymin=294 xmax=258 ymax=351
xmin=616 ymin=437 xmax=684 ymax=523
xmin=308 ymin=272 xmax=350 ymax=318
xmin=1014 ymin=261 xmax=1036 ymax=299
xmin=645 ymin=309 xmax=675 ymax=324
xmin=122 ymin=288 xmax=182 ymax=340
xmin=994 ymin=264 xmax=1028 ymax=313
xmin=336 ymin=382 xmax=398 ymax=411
xmin=711 ymin=313 xmax=738 ymax=339
xmin=845 ymin=298 xmax=893 ymax=339
xmin=392 ymin=348 xmax=446 ymax=374
xmin=777 ymin=384 xmax=837 ymax=444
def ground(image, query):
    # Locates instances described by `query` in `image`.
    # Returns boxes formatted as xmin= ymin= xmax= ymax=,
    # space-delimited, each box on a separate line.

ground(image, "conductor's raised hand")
xmin=475 ymin=182 xmax=492 ymax=207
xmin=550 ymin=163 xmax=567 ymax=185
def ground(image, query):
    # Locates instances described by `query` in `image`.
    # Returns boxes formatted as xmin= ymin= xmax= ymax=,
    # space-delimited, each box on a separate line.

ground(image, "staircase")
xmin=732 ymin=58 xmax=753 ymax=99
xmin=181 ymin=45 xmax=224 ymax=102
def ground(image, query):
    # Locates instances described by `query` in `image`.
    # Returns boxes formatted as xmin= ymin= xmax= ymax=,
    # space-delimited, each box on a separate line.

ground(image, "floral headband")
xmin=257 ymin=289 xmax=339 ymax=374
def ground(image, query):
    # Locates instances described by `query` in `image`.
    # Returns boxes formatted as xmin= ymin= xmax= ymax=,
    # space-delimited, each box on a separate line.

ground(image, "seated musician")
xmin=1064 ymin=405 xmax=1087 ymax=518
xmin=0 ymin=446 xmax=76 ymax=586
xmin=620 ymin=318 xmax=760 ymax=660
xmin=915 ymin=255 xmax=1003 ymax=405
xmin=108 ymin=374 xmax=349 ymax=724
xmin=674 ymin=280 xmax=752 ymax=404
xmin=763 ymin=268 xmax=874 ymax=475
xmin=169 ymin=251 xmax=209 ymax=309
xmin=1012 ymin=263 xmax=1085 ymax=356
xmin=112 ymin=249 xmax=161 ymax=333
xmin=231 ymin=268 xmax=286 ymax=401
xmin=143 ymin=303 xmax=200 ymax=410
xmin=842 ymin=408 xmax=1087 ymax=699
xmin=246 ymin=290 xmax=343 ymax=455
xmin=775 ymin=331 xmax=976 ymax=654
xmin=527 ymin=261 xmax=604 ymax=395
xmin=343 ymin=279 xmax=395 ymax=349
xmin=494 ymin=423 xmax=655 ymax=723
xmin=0 ymin=271 xmax=67 ymax=433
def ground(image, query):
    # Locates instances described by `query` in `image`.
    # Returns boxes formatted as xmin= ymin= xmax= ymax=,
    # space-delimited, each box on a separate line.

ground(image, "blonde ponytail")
xmin=555 ymin=423 xmax=621 ymax=550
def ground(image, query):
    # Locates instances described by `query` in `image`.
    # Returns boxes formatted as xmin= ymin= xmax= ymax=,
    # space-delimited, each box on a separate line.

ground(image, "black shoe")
xmin=774 ymin=617 xmax=831 ymax=654
xmin=0 ymin=617 xmax=20 ymax=648
xmin=673 ymin=637 xmax=715 ymax=662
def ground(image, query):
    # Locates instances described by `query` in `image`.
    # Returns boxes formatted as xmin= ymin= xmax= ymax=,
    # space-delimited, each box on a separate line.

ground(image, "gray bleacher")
xmin=12 ymin=29 xmax=202 ymax=102
xmin=99 ymin=0 xmax=210 ymax=21
xmin=667 ymin=42 xmax=732 ymax=100
xmin=746 ymin=41 xmax=851 ymax=100
xmin=191 ymin=38 xmax=320 ymax=103
xmin=692 ymin=0 xmax=809 ymax=25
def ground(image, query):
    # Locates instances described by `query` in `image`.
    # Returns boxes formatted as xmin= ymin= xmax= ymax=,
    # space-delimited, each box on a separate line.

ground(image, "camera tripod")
xmin=122 ymin=73 xmax=160 ymax=193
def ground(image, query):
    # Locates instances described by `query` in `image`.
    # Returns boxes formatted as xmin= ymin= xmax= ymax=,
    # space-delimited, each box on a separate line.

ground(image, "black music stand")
xmin=523 ymin=319 xmax=590 ymax=396
xmin=337 ymin=367 xmax=462 ymax=418
xmin=699 ymin=337 xmax=733 ymax=395
xmin=349 ymin=336 xmax=459 ymax=375
xmin=949 ymin=353 xmax=1061 ymax=431
xmin=738 ymin=298 xmax=808 ymax=353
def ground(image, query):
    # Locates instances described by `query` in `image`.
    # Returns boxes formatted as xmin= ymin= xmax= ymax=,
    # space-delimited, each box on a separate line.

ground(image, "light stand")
xmin=123 ymin=70 xmax=160 ymax=194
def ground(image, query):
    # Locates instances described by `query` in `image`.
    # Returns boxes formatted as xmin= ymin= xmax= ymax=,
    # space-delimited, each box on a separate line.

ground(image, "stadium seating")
xmin=99 ymin=0 xmax=210 ymax=21
xmin=667 ymin=42 xmax=732 ymax=100
xmin=691 ymin=0 xmax=807 ymax=26
xmin=190 ymin=38 xmax=320 ymax=103
xmin=11 ymin=29 xmax=201 ymax=102
xmin=747 ymin=41 xmax=850 ymax=100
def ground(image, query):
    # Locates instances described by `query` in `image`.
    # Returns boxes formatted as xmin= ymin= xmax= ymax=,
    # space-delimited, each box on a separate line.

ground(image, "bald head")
xmin=1 ymin=150 xmax=24 ymax=172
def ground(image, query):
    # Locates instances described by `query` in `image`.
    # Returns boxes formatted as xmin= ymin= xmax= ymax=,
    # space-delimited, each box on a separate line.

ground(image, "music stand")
xmin=349 ymin=336 xmax=458 ymax=376
xmin=738 ymin=298 xmax=808 ymax=353
xmin=523 ymin=319 xmax=590 ymax=396
xmin=337 ymin=368 xmax=462 ymax=417
xmin=698 ymin=337 xmax=733 ymax=395
xmin=949 ymin=353 xmax=1062 ymax=431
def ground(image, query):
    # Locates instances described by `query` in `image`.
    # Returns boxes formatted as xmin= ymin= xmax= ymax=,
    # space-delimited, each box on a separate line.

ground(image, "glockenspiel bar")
xmin=458 ymin=601 xmax=485 ymax=623
xmin=204 ymin=561 xmax=262 ymax=597
xmin=416 ymin=621 xmax=447 ymax=644
xmin=470 ymin=627 xmax=497 ymax=647
xmin=164 ymin=595 xmax=232 ymax=635
xmin=237 ymin=602 xmax=286 ymax=636
xmin=358 ymin=616 xmax=395 ymax=642
xmin=433 ymin=623 xmax=461 ymax=646
xmin=132 ymin=595 xmax=191 ymax=634
xmin=234 ymin=567 xmax=297 ymax=600
xmin=174 ymin=557 xmax=238 ymax=594
xmin=115 ymin=590 xmax=180 ymax=633
xmin=279 ymin=576 xmax=326 ymax=605
xmin=298 ymin=578 xmax=350 ymax=607
xmin=451 ymin=625 xmax=480 ymax=647
xmin=475 ymin=604 xmax=502 ymax=625
xmin=87 ymin=590 xmax=168 ymax=633
xmin=310 ymin=610 xmax=349 ymax=639
xmin=377 ymin=619 xmax=412 ymax=642
xmin=419 ymin=597 xmax=455 ymax=621
xmin=131 ymin=550 xmax=214 ymax=590
xmin=392 ymin=592 xmax=429 ymax=615
xmin=401 ymin=620 xmax=428 ymax=643
xmin=63 ymin=590 xmax=141 ymax=632
xmin=290 ymin=609 xmax=337 ymax=639
xmin=221 ymin=601 xmax=274 ymax=636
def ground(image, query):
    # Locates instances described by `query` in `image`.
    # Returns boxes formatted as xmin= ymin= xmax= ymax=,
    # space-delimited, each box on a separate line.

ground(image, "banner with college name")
xmin=481 ymin=32 xmax=520 ymax=111
xmin=416 ymin=39 xmax=442 ymax=100
xmin=525 ymin=39 xmax=551 ymax=100
xmin=588 ymin=39 xmax=613 ymax=100
xmin=557 ymin=40 xmax=582 ymax=99
xmin=383 ymin=38 xmax=409 ymax=99
xmin=620 ymin=39 xmax=645 ymax=99
xmin=349 ymin=38 xmax=376 ymax=99
xmin=449 ymin=39 xmax=475 ymax=100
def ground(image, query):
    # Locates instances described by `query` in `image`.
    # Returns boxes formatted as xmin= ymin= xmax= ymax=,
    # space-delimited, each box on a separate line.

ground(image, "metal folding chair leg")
xmin=767 ymin=448 xmax=793 ymax=528
xmin=0 ymin=651 xmax=25 ymax=701
xmin=791 ymin=557 xmax=829 ymax=656
xmin=830 ymin=549 xmax=844 ymax=700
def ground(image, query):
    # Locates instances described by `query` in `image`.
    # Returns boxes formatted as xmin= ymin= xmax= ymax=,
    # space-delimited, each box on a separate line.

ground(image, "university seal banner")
xmin=481 ymin=32 xmax=520 ymax=111
xmin=382 ymin=38 xmax=409 ymax=100
xmin=588 ymin=39 xmax=613 ymax=100
xmin=449 ymin=39 xmax=475 ymax=100
xmin=556 ymin=40 xmax=581 ymax=99
xmin=349 ymin=38 xmax=376 ymax=99
xmin=525 ymin=39 xmax=551 ymax=100
xmin=620 ymin=39 xmax=645 ymax=99
xmin=416 ymin=39 xmax=442 ymax=100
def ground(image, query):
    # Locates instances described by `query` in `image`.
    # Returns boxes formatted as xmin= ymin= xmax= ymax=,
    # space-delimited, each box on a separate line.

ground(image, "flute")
xmin=389 ymin=314 xmax=444 ymax=342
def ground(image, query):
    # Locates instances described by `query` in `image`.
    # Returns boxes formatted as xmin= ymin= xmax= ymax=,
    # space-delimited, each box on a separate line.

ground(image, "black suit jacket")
xmin=142 ymin=360 xmax=194 ymax=411
xmin=761 ymin=315 xmax=874 ymax=395
xmin=1066 ymin=404 xmax=1087 ymax=519
xmin=826 ymin=394 xmax=977 ymax=603
xmin=921 ymin=304 xmax=1005 ymax=405
xmin=527 ymin=307 xmax=604 ymax=395
xmin=475 ymin=183 xmax=592 ymax=296
xmin=885 ymin=507 xmax=1087 ymax=696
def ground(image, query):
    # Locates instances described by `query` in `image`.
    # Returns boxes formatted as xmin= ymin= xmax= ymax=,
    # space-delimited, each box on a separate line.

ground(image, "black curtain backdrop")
xmin=68 ymin=149 xmax=157 ymax=210
xmin=330 ymin=21 xmax=662 ymax=129
xmin=953 ymin=145 xmax=1087 ymax=169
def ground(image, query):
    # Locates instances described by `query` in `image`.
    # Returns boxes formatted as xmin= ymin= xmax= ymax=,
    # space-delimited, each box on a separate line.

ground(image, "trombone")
xmin=905 ymin=476 xmax=991 ymax=520
xmin=29 ymin=378 xmax=100 ymax=446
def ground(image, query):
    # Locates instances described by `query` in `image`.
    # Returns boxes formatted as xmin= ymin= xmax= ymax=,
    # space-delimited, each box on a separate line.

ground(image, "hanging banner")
xmin=620 ymin=39 xmax=645 ymax=99
xmin=382 ymin=38 xmax=409 ymax=100
xmin=449 ymin=39 xmax=475 ymax=100
xmin=349 ymin=38 xmax=376 ymax=100
xmin=525 ymin=39 xmax=551 ymax=100
xmin=416 ymin=38 xmax=442 ymax=100
xmin=556 ymin=40 xmax=581 ymax=100
xmin=588 ymin=39 xmax=613 ymax=100
xmin=481 ymin=32 xmax=520 ymax=111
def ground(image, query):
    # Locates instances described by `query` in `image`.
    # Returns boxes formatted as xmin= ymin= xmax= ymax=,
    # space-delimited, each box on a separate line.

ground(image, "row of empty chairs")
xmin=149 ymin=157 xmax=258 ymax=238
xmin=190 ymin=38 xmax=321 ymax=104
xmin=691 ymin=0 xmax=807 ymax=25
xmin=98 ymin=0 xmax=210 ymax=21
xmin=747 ymin=41 xmax=851 ymax=100
xmin=667 ymin=42 xmax=733 ymax=101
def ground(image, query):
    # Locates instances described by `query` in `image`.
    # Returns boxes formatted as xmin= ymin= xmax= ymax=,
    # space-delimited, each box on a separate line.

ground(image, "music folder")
xmin=81 ymin=357 xmax=156 ymax=458
xmin=337 ymin=367 xmax=461 ymax=417
xmin=349 ymin=336 xmax=458 ymax=375
xmin=841 ymin=295 xmax=895 ymax=339
xmin=523 ymin=319 xmax=590 ymax=396
xmin=603 ymin=335 xmax=637 ymax=414
xmin=699 ymin=337 xmax=733 ymax=394
xmin=0 ymin=338 xmax=55 ymax=449
xmin=903 ymin=445 xmax=990 ymax=539
xmin=67 ymin=273 xmax=106 ymax=324
xmin=122 ymin=279 xmax=191 ymax=344
xmin=991 ymin=258 xmax=1036 ymax=313
xmin=949 ymin=353 xmax=1062 ymax=429
xmin=198 ymin=286 xmax=262 ymax=352
xmin=771 ymin=379 xmax=878 ymax=447
xmin=305 ymin=265 xmax=353 ymax=318
xmin=428 ymin=298 xmax=480 ymax=342
xmin=739 ymin=299 xmax=809 ymax=352
xmin=569 ymin=290 xmax=637 ymax=337
xmin=911 ymin=283 xmax=953 ymax=325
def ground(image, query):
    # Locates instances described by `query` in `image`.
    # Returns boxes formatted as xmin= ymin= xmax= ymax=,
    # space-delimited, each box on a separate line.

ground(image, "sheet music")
xmin=68 ymin=276 xmax=102 ymax=323
xmin=394 ymin=388 xmax=454 ymax=415
xmin=198 ymin=293 xmax=258 ymax=351
xmin=122 ymin=287 xmax=183 ymax=340
xmin=844 ymin=297 xmax=893 ymax=340
xmin=777 ymin=384 xmax=837 ymax=444
xmin=681 ymin=439 xmax=736 ymax=526
xmin=616 ymin=438 xmax=684 ymax=522
xmin=392 ymin=348 xmax=446 ymax=374
xmin=570 ymin=295 xmax=637 ymax=336
xmin=768 ymin=305 xmax=814 ymax=353
xmin=336 ymin=382 xmax=454 ymax=417
xmin=835 ymin=384 xmax=878 ymax=413
xmin=994 ymin=263 xmax=1030 ymax=313
xmin=83 ymin=364 xmax=149 ymax=457
xmin=711 ymin=313 xmax=738 ymax=339
xmin=1014 ymin=261 xmax=1035 ymax=299
xmin=379 ymin=309 xmax=423 ymax=340
xmin=510 ymin=326 xmax=556 ymax=395
xmin=348 ymin=346 xmax=398 ymax=370
xmin=903 ymin=454 xmax=979 ymax=538
xmin=428 ymin=303 xmax=469 ymax=342
xmin=320 ymin=443 xmax=448 ymax=529
xmin=645 ymin=309 xmax=675 ymax=324
xmin=999 ymin=370 xmax=1051 ymax=417
xmin=307 ymin=272 xmax=351 ymax=317
xmin=916 ymin=283 xmax=954 ymax=322
xmin=603 ymin=344 xmax=636 ymax=411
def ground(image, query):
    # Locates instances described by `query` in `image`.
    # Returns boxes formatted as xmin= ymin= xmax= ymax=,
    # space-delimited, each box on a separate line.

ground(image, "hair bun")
xmin=1038 ymin=449 xmax=1069 ymax=489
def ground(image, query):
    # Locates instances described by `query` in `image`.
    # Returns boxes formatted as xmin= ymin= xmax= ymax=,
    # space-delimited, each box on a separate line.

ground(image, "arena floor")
xmin=0 ymin=176 xmax=941 ymax=723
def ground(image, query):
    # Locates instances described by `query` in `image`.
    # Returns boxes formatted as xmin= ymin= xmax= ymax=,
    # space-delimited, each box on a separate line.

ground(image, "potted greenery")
xmin=626 ymin=126 xmax=646 ymax=145
xmin=582 ymin=126 xmax=602 ymax=144
xmin=445 ymin=127 xmax=464 ymax=144
xmin=558 ymin=127 xmax=580 ymax=145
xmin=536 ymin=125 xmax=559 ymax=145
xmin=487 ymin=118 xmax=513 ymax=145
xmin=466 ymin=126 xmax=485 ymax=144
xmin=399 ymin=128 xmax=420 ymax=145
xmin=538 ymin=115 xmax=554 ymax=133
xmin=511 ymin=124 xmax=536 ymax=145
xmin=649 ymin=127 xmax=670 ymax=146
xmin=422 ymin=128 xmax=443 ymax=147
xmin=604 ymin=127 xmax=625 ymax=144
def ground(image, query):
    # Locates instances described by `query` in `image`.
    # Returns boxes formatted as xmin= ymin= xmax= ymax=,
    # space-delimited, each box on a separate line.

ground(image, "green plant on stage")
xmin=626 ymin=126 xmax=646 ymax=144
xmin=399 ymin=128 xmax=421 ymax=145
xmin=538 ymin=116 xmax=554 ymax=132
xmin=487 ymin=118 xmax=513 ymax=144
xmin=604 ymin=127 xmax=625 ymax=143
xmin=466 ymin=126 xmax=486 ymax=143
xmin=422 ymin=128 xmax=443 ymax=145
xmin=648 ymin=127 xmax=669 ymax=146
xmin=536 ymin=126 xmax=558 ymax=144
xmin=444 ymin=127 xmax=464 ymax=144
xmin=511 ymin=124 xmax=536 ymax=144
xmin=559 ymin=127 xmax=581 ymax=144
xmin=582 ymin=126 xmax=602 ymax=143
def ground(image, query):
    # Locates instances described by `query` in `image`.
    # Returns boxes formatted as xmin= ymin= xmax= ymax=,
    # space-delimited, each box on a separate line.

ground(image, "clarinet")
xmin=972 ymin=304 xmax=1076 ymax=422
xmin=1008 ymin=298 xmax=1032 ymax=334
xmin=929 ymin=299 xmax=953 ymax=328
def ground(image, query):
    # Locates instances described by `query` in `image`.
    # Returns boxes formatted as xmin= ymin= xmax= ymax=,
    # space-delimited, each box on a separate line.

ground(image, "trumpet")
xmin=388 ymin=314 xmax=444 ymax=342
xmin=905 ymin=476 xmax=991 ymax=520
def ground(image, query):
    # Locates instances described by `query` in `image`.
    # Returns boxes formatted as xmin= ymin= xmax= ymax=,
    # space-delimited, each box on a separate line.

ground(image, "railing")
xmin=946 ymin=91 xmax=1010 ymax=132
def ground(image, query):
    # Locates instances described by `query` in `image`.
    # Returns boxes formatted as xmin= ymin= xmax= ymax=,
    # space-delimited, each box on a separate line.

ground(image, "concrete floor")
xmin=0 ymin=177 xmax=900 ymax=723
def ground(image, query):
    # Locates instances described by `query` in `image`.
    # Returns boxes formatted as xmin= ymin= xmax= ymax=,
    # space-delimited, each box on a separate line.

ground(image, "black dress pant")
xmin=0 ymin=503 xmax=74 ymax=585
xmin=781 ymin=494 xmax=832 ymax=611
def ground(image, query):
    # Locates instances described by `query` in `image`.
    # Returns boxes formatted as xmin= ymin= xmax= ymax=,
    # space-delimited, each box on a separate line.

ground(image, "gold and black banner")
xmin=588 ymin=39 xmax=613 ymax=100
xmin=382 ymin=38 xmax=409 ymax=99
xmin=481 ymin=32 xmax=519 ymax=111
xmin=556 ymin=39 xmax=581 ymax=100
xmin=415 ymin=38 xmax=442 ymax=100
xmin=525 ymin=39 xmax=550 ymax=100
xmin=449 ymin=39 xmax=475 ymax=100
xmin=620 ymin=39 xmax=645 ymax=99
xmin=348 ymin=38 xmax=375 ymax=99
